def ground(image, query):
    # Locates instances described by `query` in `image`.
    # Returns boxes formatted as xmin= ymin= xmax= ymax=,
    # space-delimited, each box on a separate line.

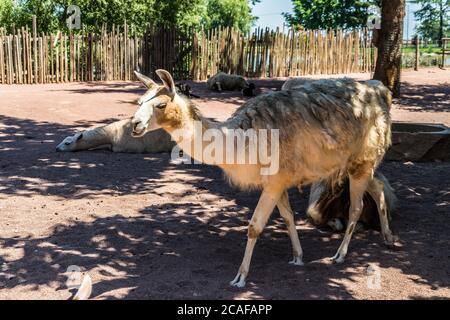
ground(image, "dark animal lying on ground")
xmin=307 ymin=172 xmax=396 ymax=232
xmin=207 ymin=72 xmax=249 ymax=91
xmin=242 ymin=83 xmax=256 ymax=97
xmin=175 ymin=83 xmax=200 ymax=98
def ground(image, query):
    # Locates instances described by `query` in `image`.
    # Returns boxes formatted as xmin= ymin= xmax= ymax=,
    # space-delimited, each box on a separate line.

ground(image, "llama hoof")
xmin=230 ymin=274 xmax=246 ymax=288
xmin=331 ymin=253 xmax=345 ymax=264
xmin=384 ymin=233 xmax=400 ymax=248
xmin=383 ymin=232 xmax=396 ymax=246
xmin=327 ymin=218 xmax=344 ymax=232
xmin=288 ymin=257 xmax=304 ymax=266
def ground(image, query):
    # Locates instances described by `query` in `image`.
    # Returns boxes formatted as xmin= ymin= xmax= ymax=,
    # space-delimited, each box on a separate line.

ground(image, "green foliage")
xmin=203 ymin=0 xmax=257 ymax=33
xmin=0 ymin=0 xmax=15 ymax=32
xmin=0 ymin=0 xmax=257 ymax=35
xmin=413 ymin=0 xmax=449 ymax=43
xmin=0 ymin=0 xmax=27 ymax=33
xmin=283 ymin=0 xmax=374 ymax=30
xmin=401 ymin=44 xmax=441 ymax=54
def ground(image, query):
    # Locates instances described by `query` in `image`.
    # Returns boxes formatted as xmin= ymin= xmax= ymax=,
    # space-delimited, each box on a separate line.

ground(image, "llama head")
xmin=132 ymin=70 xmax=189 ymax=137
xmin=242 ymin=82 xmax=256 ymax=97
xmin=56 ymin=132 xmax=83 ymax=152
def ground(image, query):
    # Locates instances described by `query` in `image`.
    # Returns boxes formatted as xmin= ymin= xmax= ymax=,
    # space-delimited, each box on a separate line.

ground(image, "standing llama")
xmin=131 ymin=70 xmax=396 ymax=288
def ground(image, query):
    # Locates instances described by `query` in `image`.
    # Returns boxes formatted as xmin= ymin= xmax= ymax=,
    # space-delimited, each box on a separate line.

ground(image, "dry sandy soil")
xmin=0 ymin=68 xmax=449 ymax=300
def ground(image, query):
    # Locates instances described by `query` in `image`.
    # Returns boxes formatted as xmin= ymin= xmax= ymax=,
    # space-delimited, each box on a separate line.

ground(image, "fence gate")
xmin=141 ymin=26 xmax=192 ymax=80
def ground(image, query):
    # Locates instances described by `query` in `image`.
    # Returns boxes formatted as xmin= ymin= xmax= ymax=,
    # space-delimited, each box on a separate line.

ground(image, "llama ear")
xmin=156 ymin=69 xmax=176 ymax=96
xmin=134 ymin=71 xmax=156 ymax=89
xmin=77 ymin=133 xmax=83 ymax=141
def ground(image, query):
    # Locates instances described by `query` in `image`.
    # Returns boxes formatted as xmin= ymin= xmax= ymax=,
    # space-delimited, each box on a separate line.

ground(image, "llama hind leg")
xmin=230 ymin=187 xmax=283 ymax=288
xmin=277 ymin=191 xmax=303 ymax=266
xmin=332 ymin=173 xmax=370 ymax=263
xmin=367 ymin=178 xmax=396 ymax=246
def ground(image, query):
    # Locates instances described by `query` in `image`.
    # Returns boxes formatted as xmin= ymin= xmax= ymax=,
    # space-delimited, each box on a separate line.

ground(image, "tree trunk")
xmin=373 ymin=0 xmax=405 ymax=97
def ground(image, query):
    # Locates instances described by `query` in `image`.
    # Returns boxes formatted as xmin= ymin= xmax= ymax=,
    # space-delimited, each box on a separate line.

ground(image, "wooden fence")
xmin=0 ymin=22 xmax=376 ymax=84
xmin=192 ymin=27 xmax=375 ymax=80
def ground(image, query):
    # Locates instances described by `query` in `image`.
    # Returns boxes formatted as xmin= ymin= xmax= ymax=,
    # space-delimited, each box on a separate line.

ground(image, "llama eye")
xmin=156 ymin=103 xmax=166 ymax=109
xmin=64 ymin=142 xmax=71 ymax=145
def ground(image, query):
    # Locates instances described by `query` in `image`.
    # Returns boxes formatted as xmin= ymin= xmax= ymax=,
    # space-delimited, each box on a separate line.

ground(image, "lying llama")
xmin=281 ymin=77 xmax=316 ymax=91
xmin=131 ymin=70 xmax=396 ymax=288
xmin=282 ymin=77 xmax=396 ymax=232
xmin=307 ymin=172 xmax=396 ymax=232
xmin=56 ymin=118 xmax=174 ymax=153
xmin=207 ymin=71 xmax=255 ymax=96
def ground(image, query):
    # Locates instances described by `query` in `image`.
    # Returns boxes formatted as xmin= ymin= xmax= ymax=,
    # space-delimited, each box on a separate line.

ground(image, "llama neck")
xmin=166 ymin=108 xmax=279 ymax=177
xmin=166 ymin=112 xmax=224 ymax=167
xmin=75 ymin=124 xmax=114 ymax=151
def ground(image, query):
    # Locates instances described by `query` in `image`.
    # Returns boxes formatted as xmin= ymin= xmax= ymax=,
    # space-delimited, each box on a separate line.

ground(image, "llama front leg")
xmin=277 ymin=191 xmax=304 ymax=266
xmin=331 ymin=174 xmax=370 ymax=263
xmin=230 ymin=187 xmax=283 ymax=288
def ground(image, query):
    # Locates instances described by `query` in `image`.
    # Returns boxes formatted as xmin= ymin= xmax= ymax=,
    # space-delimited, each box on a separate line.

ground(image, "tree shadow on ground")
xmin=50 ymin=82 xmax=145 ymax=96
xmin=48 ymin=79 xmax=287 ymax=106
xmin=0 ymin=168 xmax=448 ymax=299
xmin=396 ymin=81 xmax=450 ymax=113
xmin=0 ymin=115 xmax=161 ymax=199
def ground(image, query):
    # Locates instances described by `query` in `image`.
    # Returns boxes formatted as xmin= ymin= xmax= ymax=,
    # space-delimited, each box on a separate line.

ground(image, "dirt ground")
xmin=0 ymin=68 xmax=449 ymax=300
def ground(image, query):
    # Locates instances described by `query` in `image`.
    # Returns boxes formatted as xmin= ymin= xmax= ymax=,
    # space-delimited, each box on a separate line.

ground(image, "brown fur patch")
xmin=348 ymin=162 xmax=373 ymax=180
xmin=248 ymin=224 xmax=260 ymax=239
xmin=153 ymin=90 xmax=201 ymax=129
xmin=158 ymin=103 xmax=183 ymax=129
xmin=348 ymin=223 xmax=355 ymax=234
xmin=284 ymin=217 xmax=291 ymax=228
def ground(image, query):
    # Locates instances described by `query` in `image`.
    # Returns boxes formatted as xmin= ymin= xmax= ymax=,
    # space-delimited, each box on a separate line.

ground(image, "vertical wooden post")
xmin=50 ymin=34 xmax=54 ymax=82
xmin=442 ymin=38 xmax=446 ymax=69
xmin=39 ymin=33 xmax=43 ymax=83
xmin=59 ymin=32 xmax=64 ymax=82
xmin=415 ymin=35 xmax=419 ymax=71
xmin=124 ymin=20 xmax=128 ymax=81
xmin=32 ymin=15 xmax=37 ymax=83
xmin=0 ymin=34 xmax=4 ymax=84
